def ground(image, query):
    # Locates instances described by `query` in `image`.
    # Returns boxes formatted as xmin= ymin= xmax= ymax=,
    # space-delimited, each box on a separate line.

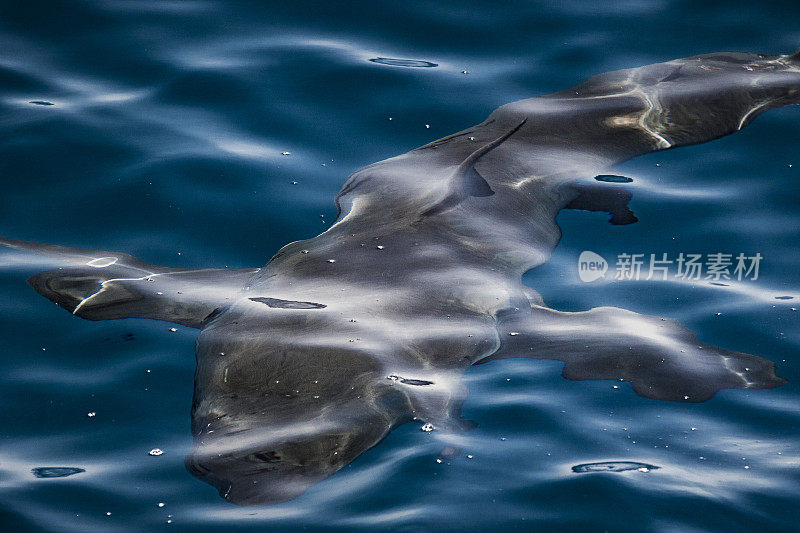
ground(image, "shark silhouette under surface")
xmin=2 ymin=49 xmax=798 ymax=505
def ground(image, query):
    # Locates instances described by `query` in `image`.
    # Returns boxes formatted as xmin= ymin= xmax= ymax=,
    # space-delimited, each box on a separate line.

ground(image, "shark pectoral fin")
xmin=564 ymin=182 xmax=638 ymax=225
xmin=479 ymin=305 xmax=785 ymax=402
xmin=0 ymin=237 xmax=258 ymax=328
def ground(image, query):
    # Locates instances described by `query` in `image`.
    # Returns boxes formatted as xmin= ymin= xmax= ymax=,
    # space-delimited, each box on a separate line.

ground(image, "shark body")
xmin=2 ymin=50 xmax=798 ymax=505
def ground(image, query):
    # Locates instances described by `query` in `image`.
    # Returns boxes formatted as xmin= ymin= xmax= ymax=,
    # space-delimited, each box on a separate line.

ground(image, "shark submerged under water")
xmin=2 ymin=49 xmax=799 ymax=505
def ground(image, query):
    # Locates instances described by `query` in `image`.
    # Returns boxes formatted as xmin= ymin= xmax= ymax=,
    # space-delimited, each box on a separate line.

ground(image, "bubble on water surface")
xmin=572 ymin=461 xmax=659 ymax=473
xmin=31 ymin=467 xmax=85 ymax=478
xmin=594 ymin=174 xmax=634 ymax=183
xmin=368 ymin=57 xmax=438 ymax=68
xmin=387 ymin=374 xmax=433 ymax=386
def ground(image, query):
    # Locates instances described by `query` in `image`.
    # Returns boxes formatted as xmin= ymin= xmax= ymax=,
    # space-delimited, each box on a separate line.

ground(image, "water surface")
xmin=1 ymin=1 xmax=799 ymax=531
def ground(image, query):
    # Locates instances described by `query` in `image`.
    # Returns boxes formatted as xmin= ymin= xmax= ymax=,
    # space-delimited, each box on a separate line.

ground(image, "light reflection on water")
xmin=1 ymin=1 xmax=800 ymax=531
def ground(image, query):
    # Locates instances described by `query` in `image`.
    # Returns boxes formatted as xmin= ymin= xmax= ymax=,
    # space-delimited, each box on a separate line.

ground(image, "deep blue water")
xmin=1 ymin=1 xmax=800 ymax=531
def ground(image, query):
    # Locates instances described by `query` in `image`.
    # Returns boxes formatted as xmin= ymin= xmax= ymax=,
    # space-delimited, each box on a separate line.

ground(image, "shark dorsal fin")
xmin=422 ymin=119 xmax=527 ymax=217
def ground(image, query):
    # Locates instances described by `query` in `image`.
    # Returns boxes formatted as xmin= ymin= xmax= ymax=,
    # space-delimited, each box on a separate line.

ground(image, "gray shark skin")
xmin=2 ymin=49 xmax=799 ymax=506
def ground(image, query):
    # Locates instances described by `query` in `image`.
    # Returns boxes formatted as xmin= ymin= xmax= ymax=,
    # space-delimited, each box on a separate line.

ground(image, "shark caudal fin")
xmin=479 ymin=305 xmax=786 ymax=402
xmin=0 ymin=237 xmax=258 ymax=328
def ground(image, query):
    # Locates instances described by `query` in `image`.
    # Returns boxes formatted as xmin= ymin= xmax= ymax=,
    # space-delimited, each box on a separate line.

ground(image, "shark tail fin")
xmin=1 ymin=237 xmax=257 ymax=328
xmin=479 ymin=305 xmax=786 ymax=402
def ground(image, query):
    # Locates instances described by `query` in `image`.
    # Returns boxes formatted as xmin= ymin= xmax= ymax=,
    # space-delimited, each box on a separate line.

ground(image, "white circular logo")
xmin=578 ymin=251 xmax=608 ymax=282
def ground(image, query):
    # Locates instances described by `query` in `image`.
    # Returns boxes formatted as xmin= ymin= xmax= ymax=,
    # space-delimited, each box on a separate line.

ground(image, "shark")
xmin=2 ymin=49 xmax=798 ymax=505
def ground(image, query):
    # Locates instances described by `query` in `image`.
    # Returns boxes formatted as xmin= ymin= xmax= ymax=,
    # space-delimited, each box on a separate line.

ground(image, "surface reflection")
xmin=2 ymin=49 xmax=798 ymax=505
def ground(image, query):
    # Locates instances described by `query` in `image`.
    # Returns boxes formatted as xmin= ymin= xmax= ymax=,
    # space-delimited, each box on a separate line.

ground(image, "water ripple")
xmin=1 ymin=1 xmax=799 ymax=531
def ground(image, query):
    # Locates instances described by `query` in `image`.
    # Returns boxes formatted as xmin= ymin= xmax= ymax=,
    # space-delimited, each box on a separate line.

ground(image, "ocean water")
xmin=1 ymin=1 xmax=799 ymax=531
